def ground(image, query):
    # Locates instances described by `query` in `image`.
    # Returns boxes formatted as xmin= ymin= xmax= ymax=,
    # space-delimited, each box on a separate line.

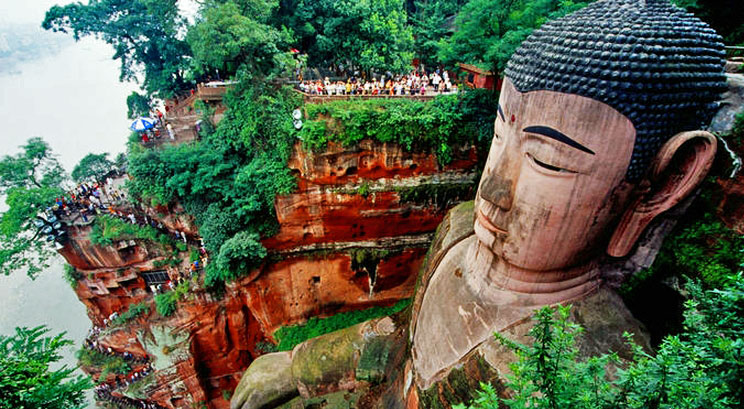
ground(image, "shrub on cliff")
xmin=456 ymin=275 xmax=744 ymax=409
xmin=110 ymin=302 xmax=150 ymax=327
xmin=76 ymin=347 xmax=130 ymax=383
xmin=154 ymin=280 xmax=190 ymax=317
xmin=126 ymin=81 xmax=299 ymax=288
xmin=273 ymin=298 xmax=411 ymax=351
xmin=205 ymin=231 xmax=266 ymax=287
xmin=89 ymin=215 xmax=174 ymax=249
xmin=300 ymin=89 xmax=497 ymax=164
xmin=63 ymin=264 xmax=83 ymax=289
xmin=154 ymin=292 xmax=178 ymax=317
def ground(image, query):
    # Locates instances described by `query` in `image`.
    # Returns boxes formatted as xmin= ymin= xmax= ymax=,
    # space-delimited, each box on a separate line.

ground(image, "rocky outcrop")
xmin=61 ymin=138 xmax=480 ymax=409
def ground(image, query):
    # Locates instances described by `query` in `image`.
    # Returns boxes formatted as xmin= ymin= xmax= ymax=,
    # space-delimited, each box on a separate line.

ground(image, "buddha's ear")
xmin=607 ymin=130 xmax=717 ymax=257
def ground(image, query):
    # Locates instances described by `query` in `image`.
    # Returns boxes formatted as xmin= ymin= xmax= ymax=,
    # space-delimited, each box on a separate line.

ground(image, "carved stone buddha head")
xmin=474 ymin=0 xmax=727 ymax=276
xmin=410 ymin=0 xmax=728 ymax=389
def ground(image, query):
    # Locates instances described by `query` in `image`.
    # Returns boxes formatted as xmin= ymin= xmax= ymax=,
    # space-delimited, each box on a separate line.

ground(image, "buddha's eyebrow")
xmin=497 ymin=104 xmax=505 ymax=122
xmin=523 ymin=125 xmax=595 ymax=155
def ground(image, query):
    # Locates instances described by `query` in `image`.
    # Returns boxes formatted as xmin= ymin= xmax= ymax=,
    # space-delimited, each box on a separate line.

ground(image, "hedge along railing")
xmin=298 ymin=89 xmax=498 ymax=165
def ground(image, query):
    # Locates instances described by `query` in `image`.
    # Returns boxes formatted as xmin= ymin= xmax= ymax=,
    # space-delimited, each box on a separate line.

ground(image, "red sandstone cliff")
xmin=60 ymin=139 xmax=478 ymax=409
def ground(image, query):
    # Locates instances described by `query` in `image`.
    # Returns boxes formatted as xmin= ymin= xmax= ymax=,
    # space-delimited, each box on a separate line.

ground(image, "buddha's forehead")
xmin=499 ymin=78 xmax=636 ymax=154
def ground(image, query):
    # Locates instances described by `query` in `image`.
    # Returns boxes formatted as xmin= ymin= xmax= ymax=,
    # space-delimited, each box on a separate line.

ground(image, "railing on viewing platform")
xmin=165 ymin=82 xmax=234 ymax=118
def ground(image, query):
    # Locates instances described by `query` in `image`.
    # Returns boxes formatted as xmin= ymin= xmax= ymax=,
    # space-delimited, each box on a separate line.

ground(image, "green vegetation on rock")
xmin=89 ymin=214 xmax=174 ymax=248
xmin=126 ymin=82 xmax=299 ymax=288
xmin=300 ymin=90 xmax=497 ymax=164
xmin=273 ymin=298 xmax=411 ymax=351
xmin=110 ymin=302 xmax=150 ymax=327
xmin=396 ymin=182 xmax=476 ymax=210
xmin=123 ymin=373 xmax=156 ymax=400
xmin=63 ymin=264 xmax=83 ymax=289
xmin=76 ymin=347 xmax=131 ymax=382
xmin=154 ymin=280 xmax=191 ymax=317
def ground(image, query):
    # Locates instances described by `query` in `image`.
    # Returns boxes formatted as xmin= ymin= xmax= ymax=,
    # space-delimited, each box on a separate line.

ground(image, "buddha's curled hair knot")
xmin=504 ymin=0 xmax=727 ymax=181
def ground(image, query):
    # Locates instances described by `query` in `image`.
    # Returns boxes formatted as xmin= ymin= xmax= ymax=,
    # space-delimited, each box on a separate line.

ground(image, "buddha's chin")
xmin=473 ymin=220 xmax=507 ymax=261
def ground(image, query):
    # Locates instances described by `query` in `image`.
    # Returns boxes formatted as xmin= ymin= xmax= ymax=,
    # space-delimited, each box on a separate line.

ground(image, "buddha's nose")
xmin=479 ymin=155 xmax=517 ymax=211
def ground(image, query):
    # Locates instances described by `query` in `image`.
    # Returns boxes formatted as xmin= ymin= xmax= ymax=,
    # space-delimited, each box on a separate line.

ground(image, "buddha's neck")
xmin=465 ymin=239 xmax=601 ymax=305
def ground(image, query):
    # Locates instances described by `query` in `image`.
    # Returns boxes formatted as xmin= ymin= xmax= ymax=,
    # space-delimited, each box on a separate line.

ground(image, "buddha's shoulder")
xmin=422 ymin=201 xmax=474 ymax=275
xmin=410 ymin=202 xmax=474 ymax=326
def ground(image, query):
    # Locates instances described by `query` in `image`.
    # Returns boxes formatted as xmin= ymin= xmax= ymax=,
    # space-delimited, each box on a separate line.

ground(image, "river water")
xmin=0 ymin=33 xmax=135 ymax=407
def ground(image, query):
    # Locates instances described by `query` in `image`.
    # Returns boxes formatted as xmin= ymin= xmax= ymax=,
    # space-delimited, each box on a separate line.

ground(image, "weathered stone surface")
xmin=61 ymin=138 xmax=478 ymax=409
xmin=245 ymin=251 xmax=421 ymax=336
xmin=265 ymin=141 xmax=475 ymax=251
xmin=709 ymin=74 xmax=744 ymax=134
xmin=231 ymin=352 xmax=297 ymax=409
xmin=287 ymin=140 xmax=476 ymax=186
xmin=59 ymin=223 xmax=160 ymax=271
xmin=291 ymin=322 xmax=368 ymax=398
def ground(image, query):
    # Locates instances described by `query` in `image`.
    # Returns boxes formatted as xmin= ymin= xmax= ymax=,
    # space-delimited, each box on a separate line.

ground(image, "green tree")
xmin=437 ymin=0 xmax=591 ymax=75
xmin=126 ymin=91 xmax=152 ymax=119
xmin=0 ymin=326 xmax=91 ymax=409
xmin=208 ymin=231 xmax=267 ymax=286
xmin=42 ymin=0 xmax=191 ymax=98
xmin=71 ymin=153 xmax=115 ymax=183
xmin=273 ymin=0 xmax=415 ymax=74
xmin=187 ymin=1 xmax=294 ymax=79
xmin=113 ymin=152 xmax=127 ymax=169
xmin=410 ymin=0 xmax=467 ymax=68
xmin=0 ymin=138 xmax=66 ymax=278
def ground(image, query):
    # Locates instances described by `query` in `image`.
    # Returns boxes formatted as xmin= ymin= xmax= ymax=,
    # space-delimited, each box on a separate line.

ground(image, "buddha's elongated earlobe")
xmin=607 ymin=131 xmax=718 ymax=257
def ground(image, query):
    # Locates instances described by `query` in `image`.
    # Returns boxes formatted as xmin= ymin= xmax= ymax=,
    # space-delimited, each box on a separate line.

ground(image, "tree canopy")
xmin=0 ymin=138 xmax=67 ymax=278
xmin=409 ymin=0 xmax=467 ymax=69
xmin=126 ymin=91 xmax=153 ymax=119
xmin=187 ymin=1 xmax=294 ymax=79
xmin=71 ymin=153 xmax=116 ymax=183
xmin=0 ymin=326 xmax=91 ymax=409
xmin=42 ymin=0 xmax=191 ymax=98
xmin=272 ymin=0 xmax=415 ymax=74
xmin=437 ymin=0 xmax=591 ymax=75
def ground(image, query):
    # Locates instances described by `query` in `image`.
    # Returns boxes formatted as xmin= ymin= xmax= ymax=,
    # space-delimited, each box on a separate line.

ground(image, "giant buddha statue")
xmin=232 ymin=1 xmax=728 ymax=407
xmin=411 ymin=0 xmax=727 ymax=389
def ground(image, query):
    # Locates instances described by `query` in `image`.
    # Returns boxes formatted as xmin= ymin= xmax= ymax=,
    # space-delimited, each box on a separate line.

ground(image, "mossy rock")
xmin=277 ymin=388 xmax=366 ymax=409
xmin=231 ymin=351 xmax=298 ymax=409
xmin=291 ymin=323 xmax=366 ymax=397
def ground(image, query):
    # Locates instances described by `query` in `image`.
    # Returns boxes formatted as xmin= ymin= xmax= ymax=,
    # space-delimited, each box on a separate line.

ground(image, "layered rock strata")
xmin=60 ymin=140 xmax=478 ymax=409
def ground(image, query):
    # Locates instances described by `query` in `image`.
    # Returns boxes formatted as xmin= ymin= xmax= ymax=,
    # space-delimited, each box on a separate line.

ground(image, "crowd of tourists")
xmin=83 ymin=336 xmax=149 ymax=365
xmin=86 ymin=324 xmax=162 ymax=408
xmin=138 ymin=111 xmax=176 ymax=145
xmin=297 ymin=70 xmax=456 ymax=96
xmin=50 ymin=178 xmax=126 ymax=224
xmin=95 ymin=383 xmax=165 ymax=409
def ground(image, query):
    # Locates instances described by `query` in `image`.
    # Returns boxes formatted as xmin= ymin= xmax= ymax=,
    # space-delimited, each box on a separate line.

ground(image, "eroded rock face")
xmin=62 ymin=139 xmax=478 ymax=409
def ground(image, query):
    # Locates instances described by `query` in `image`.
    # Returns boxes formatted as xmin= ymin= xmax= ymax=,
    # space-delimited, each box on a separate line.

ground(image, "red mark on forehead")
xmin=511 ymin=114 xmax=516 ymax=123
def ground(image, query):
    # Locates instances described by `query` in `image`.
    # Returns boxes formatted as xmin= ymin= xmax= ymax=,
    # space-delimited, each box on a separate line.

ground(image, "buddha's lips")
xmin=476 ymin=209 xmax=508 ymax=235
